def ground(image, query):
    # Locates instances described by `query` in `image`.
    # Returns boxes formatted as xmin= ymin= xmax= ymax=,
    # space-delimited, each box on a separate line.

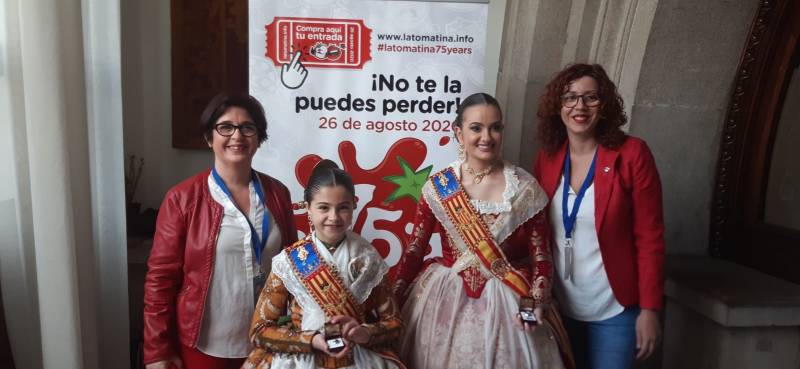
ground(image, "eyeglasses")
xmin=214 ymin=122 xmax=258 ymax=137
xmin=561 ymin=93 xmax=601 ymax=108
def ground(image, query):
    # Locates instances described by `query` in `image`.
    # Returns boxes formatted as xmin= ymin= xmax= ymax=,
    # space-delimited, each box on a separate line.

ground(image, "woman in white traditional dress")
xmin=392 ymin=93 xmax=574 ymax=369
xmin=242 ymin=160 xmax=405 ymax=369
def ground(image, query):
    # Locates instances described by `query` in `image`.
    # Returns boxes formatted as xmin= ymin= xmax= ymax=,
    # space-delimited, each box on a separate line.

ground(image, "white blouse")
xmin=549 ymin=175 xmax=624 ymax=322
xmin=196 ymin=174 xmax=283 ymax=358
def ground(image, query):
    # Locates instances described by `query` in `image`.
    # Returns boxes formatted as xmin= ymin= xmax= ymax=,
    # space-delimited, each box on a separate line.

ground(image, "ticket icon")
xmin=266 ymin=17 xmax=372 ymax=69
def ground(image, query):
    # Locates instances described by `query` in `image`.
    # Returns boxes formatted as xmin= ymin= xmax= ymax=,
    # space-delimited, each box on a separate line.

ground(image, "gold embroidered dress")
xmin=393 ymin=162 xmax=567 ymax=369
xmin=243 ymin=231 xmax=404 ymax=369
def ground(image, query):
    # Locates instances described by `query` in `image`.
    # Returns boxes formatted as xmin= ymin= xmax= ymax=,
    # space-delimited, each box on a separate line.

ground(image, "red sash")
xmin=285 ymin=239 xmax=363 ymax=320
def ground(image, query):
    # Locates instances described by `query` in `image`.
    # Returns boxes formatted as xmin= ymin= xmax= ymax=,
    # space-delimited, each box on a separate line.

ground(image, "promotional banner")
xmin=250 ymin=0 xmax=488 ymax=267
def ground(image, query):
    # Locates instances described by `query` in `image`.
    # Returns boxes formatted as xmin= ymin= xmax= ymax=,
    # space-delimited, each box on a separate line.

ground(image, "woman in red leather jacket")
xmin=534 ymin=64 xmax=664 ymax=369
xmin=143 ymin=93 xmax=297 ymax=369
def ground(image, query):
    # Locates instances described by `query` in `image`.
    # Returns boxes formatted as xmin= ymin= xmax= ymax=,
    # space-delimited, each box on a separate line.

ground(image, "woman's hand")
xmin=311 ymin=332 xmax=352 ymax=359
xmin=331 ymin=315 xmax=370 ymax=345
xmin=145 ymin=356 xmax=183 ymax=369
xmin=635 ymin=309 xmax=661 ymax=360
xmin=517 ymin=307 xmax=545 ymax=332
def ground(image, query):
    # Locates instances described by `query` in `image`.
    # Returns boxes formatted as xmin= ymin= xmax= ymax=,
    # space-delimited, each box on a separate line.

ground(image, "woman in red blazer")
xmin=143 ymin=93 xmax=297 ymax=369
xmin=534 ymin=64 xmax=664 ymax=369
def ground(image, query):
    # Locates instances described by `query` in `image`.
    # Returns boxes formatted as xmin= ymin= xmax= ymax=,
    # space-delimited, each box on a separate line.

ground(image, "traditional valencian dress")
xmin=242 ymin=231 xmax=406 ymax=369
xmin=393 ymin=161 xmax=574 ymax=369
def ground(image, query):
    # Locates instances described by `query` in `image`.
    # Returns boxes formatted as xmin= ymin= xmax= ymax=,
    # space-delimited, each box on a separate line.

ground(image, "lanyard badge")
xmin=561 ymin=149 xmax=597 ymax=281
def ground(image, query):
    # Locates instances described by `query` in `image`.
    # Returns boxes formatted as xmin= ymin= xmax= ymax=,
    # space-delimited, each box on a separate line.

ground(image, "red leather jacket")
xmin=143 ymin=169 xmax=297 ymax=364
xmin=534 ymin=136 xmax=665 ymax=310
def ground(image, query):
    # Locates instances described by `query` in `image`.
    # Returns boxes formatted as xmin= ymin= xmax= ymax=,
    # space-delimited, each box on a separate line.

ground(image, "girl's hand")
xmin=635 ymin=309 xmax=661 ymax=360
xmin=517 ymin=307 xmax=544 ymax=332
xmin=311 ymin=332 xmax=352 ymax=359
xmin=145 ymin=356 xmax=183 ymax=369
xmin=331 ymin=315 xmax=370 ymax=345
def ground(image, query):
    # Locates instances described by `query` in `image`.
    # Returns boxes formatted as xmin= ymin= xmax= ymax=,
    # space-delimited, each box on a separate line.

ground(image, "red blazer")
xmin=143 ymin=169 xmax=297 ymax=364
xmin=534 ymin=136 xmax=664 ymax=310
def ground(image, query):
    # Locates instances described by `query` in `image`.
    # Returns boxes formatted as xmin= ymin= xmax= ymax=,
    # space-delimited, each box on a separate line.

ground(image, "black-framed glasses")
xmin=561 ymin=93 xmax=601 ymax=108
xmin=214 ymin=122 xmax=258 ymax=137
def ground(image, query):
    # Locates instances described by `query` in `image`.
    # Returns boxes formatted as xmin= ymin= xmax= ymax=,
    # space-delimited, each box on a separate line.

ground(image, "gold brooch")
xmin=297 ymin=245 xmax=309 ymax=262
xmin=491 ymin=258 xmax=510 ymax=276
xmin=437 ymin=173 xmax=449 ymax=188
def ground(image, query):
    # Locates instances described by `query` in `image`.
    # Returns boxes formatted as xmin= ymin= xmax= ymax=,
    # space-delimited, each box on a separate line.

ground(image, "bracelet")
xmin=310 ymin=331 xmax=322 ymax=347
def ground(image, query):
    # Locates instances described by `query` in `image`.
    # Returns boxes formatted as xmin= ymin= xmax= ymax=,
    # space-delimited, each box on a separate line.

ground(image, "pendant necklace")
xmin=464 ymin=162 xmax=494 ymax=184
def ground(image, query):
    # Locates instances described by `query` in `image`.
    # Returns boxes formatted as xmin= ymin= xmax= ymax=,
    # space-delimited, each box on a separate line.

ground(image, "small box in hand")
xmin=519 ymin=296 xmax=537 ymax=325
xmin=324 ymin=322 xmax=346 ymax=352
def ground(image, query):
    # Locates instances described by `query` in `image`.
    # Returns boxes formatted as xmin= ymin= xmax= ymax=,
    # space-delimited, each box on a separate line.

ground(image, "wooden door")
xmin=711 ymin=0 xmax=800 ymax=283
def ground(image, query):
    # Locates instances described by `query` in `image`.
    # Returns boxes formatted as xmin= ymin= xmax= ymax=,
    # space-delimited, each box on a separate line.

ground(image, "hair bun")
xmin=303 ymin=159 xmax=355 ymax=204
xmin=310 ymin=159 xmax=340 ymax=178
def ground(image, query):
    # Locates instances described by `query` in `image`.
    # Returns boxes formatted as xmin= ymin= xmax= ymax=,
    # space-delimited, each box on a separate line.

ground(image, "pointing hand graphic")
xmin=281 ymin=51 xmax=308 ymax=89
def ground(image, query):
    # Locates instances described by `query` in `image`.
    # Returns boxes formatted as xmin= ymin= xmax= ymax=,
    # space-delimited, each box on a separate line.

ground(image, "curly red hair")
xmin=537 ymin=64 xmax=627 ymax=155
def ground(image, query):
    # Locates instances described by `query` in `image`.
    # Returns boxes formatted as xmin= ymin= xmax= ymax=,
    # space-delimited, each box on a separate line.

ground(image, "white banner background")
xmin=250 ymin=0 xmax=488 ymax=267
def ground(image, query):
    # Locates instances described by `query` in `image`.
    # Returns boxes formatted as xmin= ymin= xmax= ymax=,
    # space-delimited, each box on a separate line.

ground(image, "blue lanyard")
xmin=561 ymin=149 xmax=598 ymax=241
xmin=211 ymin=167 xmax=270 ymax=265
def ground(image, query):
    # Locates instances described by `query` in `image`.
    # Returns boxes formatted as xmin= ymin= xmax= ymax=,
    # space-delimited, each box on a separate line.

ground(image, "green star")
xmin=383 ymin=156 xmax=432 ymax=203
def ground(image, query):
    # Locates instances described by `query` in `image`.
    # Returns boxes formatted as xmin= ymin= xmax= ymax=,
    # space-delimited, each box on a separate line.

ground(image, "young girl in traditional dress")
xmin=242 ymin=160 xmax=405 ymax=369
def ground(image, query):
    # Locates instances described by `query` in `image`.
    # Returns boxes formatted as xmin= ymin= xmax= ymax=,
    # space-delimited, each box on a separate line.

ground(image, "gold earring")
xmin=307 ymin=213 xmax=315 ymax=234
xmin=458 ymin=143 xmax=465 ymax=161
